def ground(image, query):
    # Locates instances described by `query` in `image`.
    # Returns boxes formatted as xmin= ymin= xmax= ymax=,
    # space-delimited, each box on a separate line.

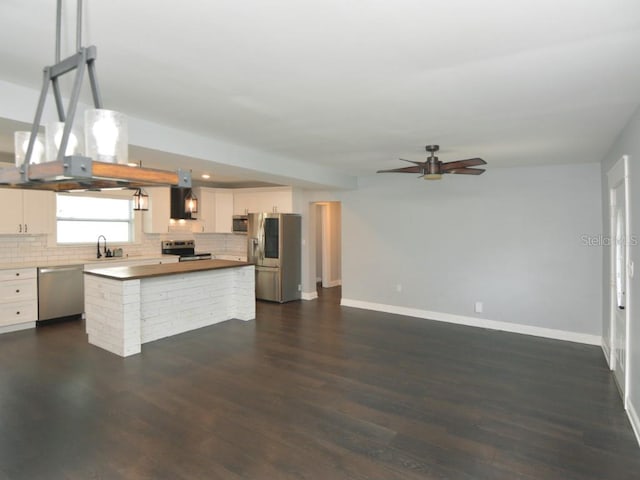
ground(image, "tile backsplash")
xmin=0 ymin=232 xmax=247 ymax=265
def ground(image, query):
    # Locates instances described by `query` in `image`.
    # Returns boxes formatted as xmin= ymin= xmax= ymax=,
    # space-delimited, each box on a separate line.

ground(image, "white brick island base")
xmin=84 ymin=263 xmax=255 ymax=357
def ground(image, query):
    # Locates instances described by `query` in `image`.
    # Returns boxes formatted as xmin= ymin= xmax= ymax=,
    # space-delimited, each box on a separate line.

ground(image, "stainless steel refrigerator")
xmin=248 ymin=213 xmax=301 ymax=303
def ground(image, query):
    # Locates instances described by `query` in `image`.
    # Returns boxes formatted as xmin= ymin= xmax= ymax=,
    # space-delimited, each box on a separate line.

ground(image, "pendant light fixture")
xmin=0 ymin=0 xmax=191 ymax=192
xmin=185 ymin=189 xmax=198 ymax=215
xmin=132 ymin=188 xmax=149 ymax=211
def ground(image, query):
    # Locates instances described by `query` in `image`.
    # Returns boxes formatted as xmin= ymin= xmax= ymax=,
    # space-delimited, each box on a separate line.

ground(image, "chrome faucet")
xmin=97 ymin=235 xmax=109 ymax=259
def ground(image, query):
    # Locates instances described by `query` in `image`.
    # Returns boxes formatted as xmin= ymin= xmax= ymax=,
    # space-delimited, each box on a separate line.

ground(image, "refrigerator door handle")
xmin=251 ymin=237 xmax=265 ymax=264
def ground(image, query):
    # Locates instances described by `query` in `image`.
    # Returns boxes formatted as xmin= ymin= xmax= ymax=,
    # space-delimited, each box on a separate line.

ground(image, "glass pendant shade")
xmin=14 ymin=131 xmax=44 ymax=167
xmin=185 ymin=189 xmax=198 ymax=214
xmin=132 ymin=188 xmax=149 ymax=211
xmin=84 ymin=108 xmax=128 ymax=164
xmin=45 ymin=121 xmax=84 ymax=162
xmin=424 ymin=173 xmax=443 ymax=180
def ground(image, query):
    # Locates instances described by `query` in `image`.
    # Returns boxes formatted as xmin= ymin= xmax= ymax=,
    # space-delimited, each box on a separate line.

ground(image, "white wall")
xmin=328 ymin=202 xmax=342 ymax=285
xmin=340 ymin=163 xmax=602 ymax=340
xmin=601 ymin=105 xmax=640 ymax=439
xmin=316 ymin=206 xmax=323 ymax=281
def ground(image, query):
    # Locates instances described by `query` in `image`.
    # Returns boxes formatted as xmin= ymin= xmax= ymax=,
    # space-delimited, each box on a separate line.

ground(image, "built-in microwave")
xmin=232 ymin=215 xmax=248 ymax=234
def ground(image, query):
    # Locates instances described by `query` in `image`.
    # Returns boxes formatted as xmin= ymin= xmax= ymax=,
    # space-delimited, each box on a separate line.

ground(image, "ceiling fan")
xmin=377 ymin=145 xmax=486 ymax=180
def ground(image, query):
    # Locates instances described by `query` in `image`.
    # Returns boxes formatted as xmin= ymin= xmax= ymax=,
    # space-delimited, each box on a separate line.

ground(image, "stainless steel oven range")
xmin=161 ymin=240 xmax=212 ymax=261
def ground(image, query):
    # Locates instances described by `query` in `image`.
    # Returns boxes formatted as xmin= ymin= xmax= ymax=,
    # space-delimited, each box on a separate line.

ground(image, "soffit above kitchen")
xmin=0 ymin=0 xmax=639 ymax=185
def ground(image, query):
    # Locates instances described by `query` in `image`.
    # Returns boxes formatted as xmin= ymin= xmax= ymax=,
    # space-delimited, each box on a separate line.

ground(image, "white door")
xmin=608 ymin=156 xmax=630 ymax=403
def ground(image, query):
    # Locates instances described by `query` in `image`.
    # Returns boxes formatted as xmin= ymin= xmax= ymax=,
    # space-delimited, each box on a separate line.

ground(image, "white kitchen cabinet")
xmin=232 ymin=191 xmax=252 ymax=216
xmin=142 ymin=187 xmax=171 ymax=233
xmin=233 ymin=187 xmax=293 ymax=215
xmin=0 ymin=267 xmax=37 ymax=332
xmin=0 ymin=189 xmax=53 ymax=235
xmin=195 ymin=188 xmax=234 ymax=233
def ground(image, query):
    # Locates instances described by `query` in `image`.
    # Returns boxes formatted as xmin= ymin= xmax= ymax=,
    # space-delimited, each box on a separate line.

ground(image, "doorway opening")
xmin=313 ymin=201 xmax=342 ymax=303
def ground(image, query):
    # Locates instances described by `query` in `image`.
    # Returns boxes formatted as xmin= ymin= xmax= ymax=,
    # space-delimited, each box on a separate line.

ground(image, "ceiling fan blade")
xmin=399 ymin=158 xmax=425 ymax=166
xmin=441 ymin=158 xmax=486 ymax=171
xmin=444 ymin=167 xmax=485 ymax=175
xmin=376 ymin=166 xmax=423 ymax=174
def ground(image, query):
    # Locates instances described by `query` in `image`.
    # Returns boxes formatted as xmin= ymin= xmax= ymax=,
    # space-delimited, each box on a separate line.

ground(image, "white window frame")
xmin=55 ymin=191 xmax=139 ymax=245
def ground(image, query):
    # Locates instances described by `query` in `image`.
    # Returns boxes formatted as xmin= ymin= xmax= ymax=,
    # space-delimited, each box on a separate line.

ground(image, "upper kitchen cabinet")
xmin=195 ymin=188 xmax=233 ymax=233
xmin=0 ymin=189 xmax=54 ymax=235
xmin=143 ymin=187 xmax=171 ymax=234
xmin=233 ymin=187 xmax=293 ymax=215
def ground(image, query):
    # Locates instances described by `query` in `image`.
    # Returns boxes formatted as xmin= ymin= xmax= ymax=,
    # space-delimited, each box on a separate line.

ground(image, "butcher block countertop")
xmin=84 ymin=259 xmax=252 ymax=281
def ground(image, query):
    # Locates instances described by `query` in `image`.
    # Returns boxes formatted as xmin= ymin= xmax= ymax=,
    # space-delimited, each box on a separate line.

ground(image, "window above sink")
xmin=56 ymin=194 xmax=133 ymax=244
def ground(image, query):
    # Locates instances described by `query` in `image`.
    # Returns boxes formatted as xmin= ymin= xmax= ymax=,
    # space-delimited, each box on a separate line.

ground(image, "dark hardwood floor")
xmin=0 ymin=287 xmax=638 ymax=479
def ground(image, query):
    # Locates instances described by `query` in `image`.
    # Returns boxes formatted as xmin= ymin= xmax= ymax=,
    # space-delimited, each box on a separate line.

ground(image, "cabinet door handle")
xmin=15 ymin=289 xmax=20 ymax=293
xmin=18 ymin=224 xmax=22 ymax=233
xmin=24 ymin=224 xmax=28 ymax=233
xmin=15 ymin=272 xmax=20 ymax=277
xmin=16 ymin=311 xmax=20 ymax=315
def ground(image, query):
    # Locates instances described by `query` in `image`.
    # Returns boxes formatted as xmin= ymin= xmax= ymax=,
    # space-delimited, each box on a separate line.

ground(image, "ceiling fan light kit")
xmin=0 ymin=0 xmax=191 ymax=192
xmin=377 ymin=144 xmax=486 ymax=180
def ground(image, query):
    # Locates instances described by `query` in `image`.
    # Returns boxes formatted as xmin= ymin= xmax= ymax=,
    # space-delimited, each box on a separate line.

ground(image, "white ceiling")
xmin=0 ymin=0 xmax=639 ymax=184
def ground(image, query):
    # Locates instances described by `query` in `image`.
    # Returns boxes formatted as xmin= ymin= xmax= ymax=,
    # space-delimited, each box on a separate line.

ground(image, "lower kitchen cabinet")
xmin=0 ymin=267 xmax=37 ymax=332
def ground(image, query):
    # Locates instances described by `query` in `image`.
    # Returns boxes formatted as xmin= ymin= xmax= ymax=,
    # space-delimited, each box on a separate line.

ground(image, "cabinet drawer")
xmin=0 ymin=301 xmax=37 ymax=326
xmin=0 ymin=268 xmax=37 ymax=282
xmin=0 ymin=279 xmax=37 ymax=303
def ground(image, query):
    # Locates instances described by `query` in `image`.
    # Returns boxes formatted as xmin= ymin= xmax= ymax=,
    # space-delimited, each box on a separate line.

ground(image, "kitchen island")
xmin=84 ymin=260 xmax=255 ymax=357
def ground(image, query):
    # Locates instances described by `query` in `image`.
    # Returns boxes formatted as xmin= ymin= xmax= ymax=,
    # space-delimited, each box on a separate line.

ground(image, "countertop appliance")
xmin=248 ymin=213 xmax=301 ymax=303
xmin=38 ymin=264 xmax=84 ymax=323
xmin=232 ymin=215 xmax=248 ymax=234
xmin=161 ymin=240 xmax=212 ymax=261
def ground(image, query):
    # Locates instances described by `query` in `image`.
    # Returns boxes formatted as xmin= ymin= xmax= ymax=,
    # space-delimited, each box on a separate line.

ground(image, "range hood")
xmin=0 ymin=156 xmax=191 ymax=191
xmin=171 ymin=187 xmax=194 ymax=220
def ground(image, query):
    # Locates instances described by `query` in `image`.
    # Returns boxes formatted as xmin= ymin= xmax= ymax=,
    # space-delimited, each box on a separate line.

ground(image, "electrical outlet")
xmin=298 ymin=284 xmax=302 ymax=291
xmin=474 ymin=301 xmax=483 ymax=313
xmin=396 ymin=284 xmax=402 ymax=292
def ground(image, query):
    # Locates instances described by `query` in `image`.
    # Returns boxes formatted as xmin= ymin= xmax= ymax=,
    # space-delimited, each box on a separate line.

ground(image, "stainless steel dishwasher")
xmin=37 ymin=264 xmax=84 ymax=322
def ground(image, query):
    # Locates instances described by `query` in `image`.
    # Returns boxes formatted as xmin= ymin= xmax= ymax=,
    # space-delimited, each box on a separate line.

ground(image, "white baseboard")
xmin=323 ymin=279 xmax=342 ymax=288
xmin=301 ymin=291 xmax=318 ymax=301
xmin=340 ymin=298 xmax=601 ymax=346
xmin=602 ymin=339 xmax=612 ymax=369
xmin=0 ymin=322 xmax=35 ymax=334
xmin=628 ymin=398 xmax=640 ymax=447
